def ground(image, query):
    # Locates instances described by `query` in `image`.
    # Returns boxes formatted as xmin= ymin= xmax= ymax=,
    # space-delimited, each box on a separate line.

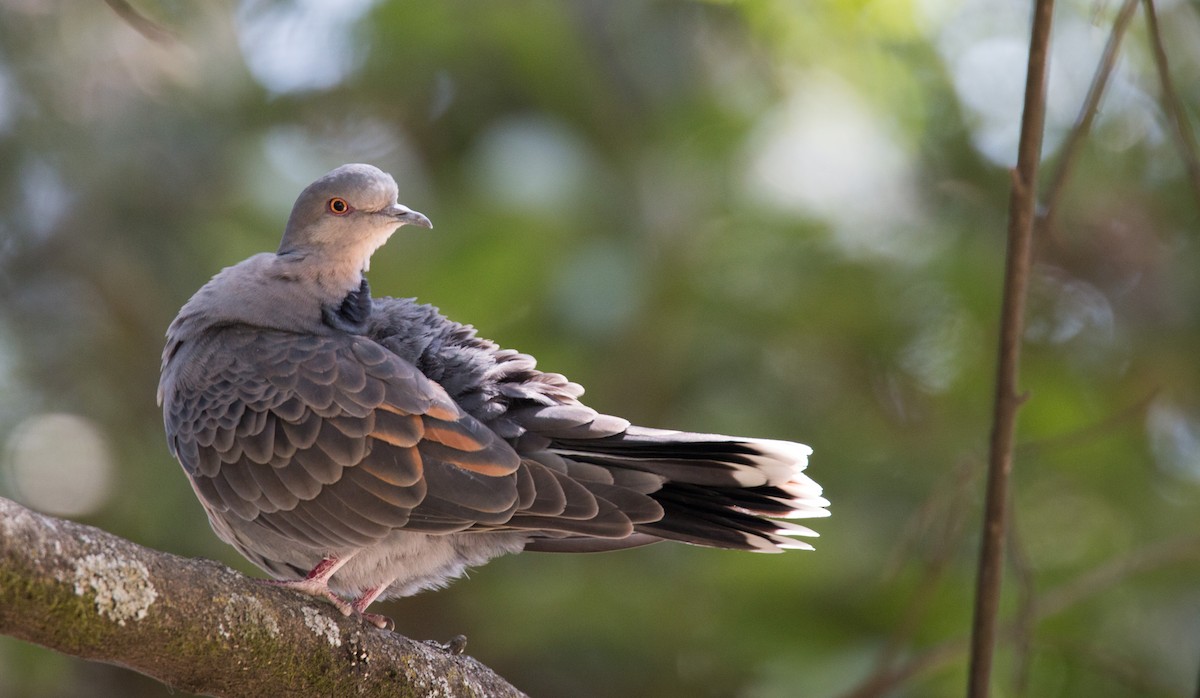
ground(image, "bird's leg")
xmin=264 ymin=554 xmax=356 ymax=616
xmin=351 ymin=584 xmax=395 ymax=630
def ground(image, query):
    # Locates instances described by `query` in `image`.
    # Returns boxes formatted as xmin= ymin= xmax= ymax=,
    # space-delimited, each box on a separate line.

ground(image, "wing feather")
xmin=166 ymin=327 xmax=528 ymax=556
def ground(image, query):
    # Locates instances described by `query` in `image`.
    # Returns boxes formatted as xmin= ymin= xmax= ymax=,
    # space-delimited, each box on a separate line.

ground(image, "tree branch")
xmin=840 ymin=535 xmax=1200 ymax=698
xmin=0 ymin=496 xmax=526 ymax=698
xmin=1038 ymin=0 xmax=1140 ymax=238
xmin=102 ymin=0 xmax=177 ymax=44
xmin=874 ymin=457 xmax=979 ymax=675
xmin=1143 ymin=0 xmax=1200 ymax=211
xmin=967 ymin=1 xmax=1056 ymax=696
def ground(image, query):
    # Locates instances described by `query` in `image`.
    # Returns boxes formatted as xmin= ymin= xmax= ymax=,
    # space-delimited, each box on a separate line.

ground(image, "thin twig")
xmin=1007 ymin=387 xmax=1157 ymax=694
xmin=1015 ymin=388 xmax=1159 ymax=457
xmin=1143 ymin=0 xmax=1200 ymax=210
xmin=967 ymin=0 xmax=1056 ymax=695
xmin=102 ymin=0 xmax=177 ymax=44
xmin=840 ymin=536 xmax=1200 ymax=698
xmin=1038 ymin=536 xmax=1200 ymax=617
xmin=840 ymin=637 xmax=964 ymax=698
xmin=1040 ymin=639 xmax=1186 ymax=697
xmin=1039 ymin=0 xmax=1141 ymax=237
xmin=1194 ymin=646 xmax=1200 ymax=698
xmin=871 ymin=387 xmax=1155 ymax=695
xmin=882 ymin=456 xmax=982 ymax=581
xmin=874 ymin=457 xmax=980 ymax=674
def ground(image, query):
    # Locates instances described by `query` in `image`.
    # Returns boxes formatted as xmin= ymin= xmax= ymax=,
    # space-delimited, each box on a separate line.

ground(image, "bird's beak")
xmin=385 ymin=204 xmax=433 ymax=229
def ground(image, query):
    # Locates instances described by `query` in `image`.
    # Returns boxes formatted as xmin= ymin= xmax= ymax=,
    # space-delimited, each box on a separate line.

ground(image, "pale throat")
xmin=357 ymin=226 xmax=400 ymax=273
xmin=300 ymin=232 xmax=395 ymax=295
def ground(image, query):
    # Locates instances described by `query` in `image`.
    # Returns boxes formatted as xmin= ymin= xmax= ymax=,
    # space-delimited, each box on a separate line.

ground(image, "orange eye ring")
xmin=328 ymin=198 xmax=351 ymax=215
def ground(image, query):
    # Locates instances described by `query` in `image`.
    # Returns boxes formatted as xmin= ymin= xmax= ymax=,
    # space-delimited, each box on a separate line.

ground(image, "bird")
xmin=158 ymin=163 xmax=829 ymax=630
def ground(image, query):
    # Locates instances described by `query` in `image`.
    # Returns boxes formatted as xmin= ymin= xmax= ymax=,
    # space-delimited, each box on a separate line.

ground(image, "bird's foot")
xmin=262 ymin=577 xmax=354 ymax=616
xmin=350 ymin=585 xmax=396 ymax=631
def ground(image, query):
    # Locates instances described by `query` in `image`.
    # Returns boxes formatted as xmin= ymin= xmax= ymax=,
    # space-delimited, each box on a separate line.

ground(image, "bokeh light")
xmin=4 ymin=412 xmax=115 ymax=518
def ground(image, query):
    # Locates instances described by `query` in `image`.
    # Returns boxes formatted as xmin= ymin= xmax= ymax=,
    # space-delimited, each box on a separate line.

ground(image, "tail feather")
xmin=544 ymin=426 xmax=828 ymax=553
xmin=637 ymin=486 xmax=796 ymax=552
xmin=552 ymin=427 xmax=809 ymax=488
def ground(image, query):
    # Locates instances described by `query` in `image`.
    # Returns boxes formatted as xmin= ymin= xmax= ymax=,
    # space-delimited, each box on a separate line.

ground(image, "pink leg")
xmin=352 ymin=585 xmax=395 ymax=630
xmin=263 ymin=554 xmax=356 ymax=616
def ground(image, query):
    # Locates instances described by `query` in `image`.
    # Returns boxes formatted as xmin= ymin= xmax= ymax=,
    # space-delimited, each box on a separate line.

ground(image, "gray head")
xmin=278 ymin=164 xmax=431 ymax=268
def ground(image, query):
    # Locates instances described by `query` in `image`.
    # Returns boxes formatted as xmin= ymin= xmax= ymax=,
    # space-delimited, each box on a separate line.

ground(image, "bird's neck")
xmin=273 ymin=252 xmax=379 ymax=334
xmin=322 ymin=277 xmax=373 ymax=333
xmin=276 ymin=249 xmax=369 ymax=299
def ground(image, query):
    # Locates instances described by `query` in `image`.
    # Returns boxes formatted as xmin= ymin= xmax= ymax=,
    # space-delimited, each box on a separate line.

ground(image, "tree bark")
xmin=0 ymin=496 xmax=526 ymax=698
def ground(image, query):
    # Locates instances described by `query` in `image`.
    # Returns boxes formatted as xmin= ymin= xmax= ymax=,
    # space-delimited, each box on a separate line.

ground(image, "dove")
xmin=159 ymin=163 xmax=829 ymax=629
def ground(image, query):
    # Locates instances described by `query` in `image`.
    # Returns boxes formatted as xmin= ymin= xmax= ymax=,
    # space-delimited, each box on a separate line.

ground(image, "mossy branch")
xmin=0 ymin=496 xmax=526 ymax=698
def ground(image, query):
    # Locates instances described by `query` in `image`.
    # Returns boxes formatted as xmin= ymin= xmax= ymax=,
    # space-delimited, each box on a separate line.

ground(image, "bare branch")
xmin=1039 ymin=0 xmax=1141 ymax=237
xmin=840 ymin=536 xmax=1200 ymax=698
xmin=1038 ymin=536 xmax=1200 ymax=618
xmin=967 ymin=0 xmax=1057 ymax=696
xmin=855 ymin=387 xmax=1157 ymax=697
xmin=1143 ymin=0 xmax=1200 ymax=210
xmin=1015 ymin=388 xmax=1159 ymax=457
xmin=102 ymin=0 xmax=177 ymax=45
xmin=873 ymin=457 xmax=980 ymax=675
xmin=0 ymin=496 xmax=526 ymax=698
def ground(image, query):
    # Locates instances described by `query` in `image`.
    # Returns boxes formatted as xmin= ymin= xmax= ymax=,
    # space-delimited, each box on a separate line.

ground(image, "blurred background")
xmin=1 ymin=0 xmax=1198 ymax=696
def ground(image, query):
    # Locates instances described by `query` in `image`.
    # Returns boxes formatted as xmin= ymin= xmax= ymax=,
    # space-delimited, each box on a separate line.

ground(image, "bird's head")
xmin=277 ymin=163 xmax=432 ymax=272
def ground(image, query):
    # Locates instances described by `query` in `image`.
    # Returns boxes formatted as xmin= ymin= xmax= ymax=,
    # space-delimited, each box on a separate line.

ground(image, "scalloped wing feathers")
xmin=162 ymin=295 xmax=827 ymax=597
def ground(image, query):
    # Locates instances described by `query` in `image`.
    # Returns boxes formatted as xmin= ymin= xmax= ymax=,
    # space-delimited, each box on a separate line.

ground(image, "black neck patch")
xmin=323 ymin=277 xmax=373 ymax=333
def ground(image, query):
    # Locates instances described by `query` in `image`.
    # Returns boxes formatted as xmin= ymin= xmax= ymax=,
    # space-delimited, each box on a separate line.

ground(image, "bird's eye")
xmin=328 ymin=198 xmax=350 ymax=215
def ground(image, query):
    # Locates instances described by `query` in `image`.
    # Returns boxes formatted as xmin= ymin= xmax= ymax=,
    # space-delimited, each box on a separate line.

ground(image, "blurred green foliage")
xmin=1 ymin=1 xmax=1198 ymax=696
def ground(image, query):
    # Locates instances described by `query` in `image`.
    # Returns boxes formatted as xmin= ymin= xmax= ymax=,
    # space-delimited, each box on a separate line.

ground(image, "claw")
xmin=350 ymin=583 xmax=396 ymax=631
xmin=359 ymin=611 xmax=395 ymax=631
